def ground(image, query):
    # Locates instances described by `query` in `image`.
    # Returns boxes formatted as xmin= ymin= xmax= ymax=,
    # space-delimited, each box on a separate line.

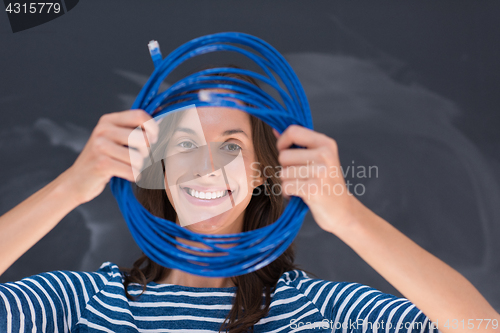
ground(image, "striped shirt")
xmin=0 ymin=262 xmax=440 ymax=332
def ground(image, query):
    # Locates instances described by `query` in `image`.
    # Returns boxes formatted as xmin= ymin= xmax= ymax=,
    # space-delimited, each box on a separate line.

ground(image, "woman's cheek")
xmin=244 ymin=155 xmax=262 ymax=191
xmin=241 ymin=156 xmax=258 ymax=193
xmin=163 ymin=182 xmax=176 ymax=211
xmin=222 ymin=151 xmax=249 ymax=203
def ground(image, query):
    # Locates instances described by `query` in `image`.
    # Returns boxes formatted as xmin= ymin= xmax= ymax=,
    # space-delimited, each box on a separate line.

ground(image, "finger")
xmin=281 ymin=179 xmax=310 ymax=198
xmin=276 ymin=125 xmax=332 ymax=151
xmin=278 ymin=147 xmax=334 ymax=167
xmin=99 ymin=125 xmax=152 ymax=158
xmin=280 ymin=164 xmax=330 ymax=181
xmin=282 ymin=178 xmax=329 ymax=200
xmin=96 ymin=138 xmax=148 ymax=171
xmin=272 ymin=128 xmax=281 ymax=139
xmin=125 ymin=126 xmax=155 ymax=159
xmin=100 ymin=109 xmax=159 ymax=140
xmin=105 ymin=157 xmax=139 ymax=183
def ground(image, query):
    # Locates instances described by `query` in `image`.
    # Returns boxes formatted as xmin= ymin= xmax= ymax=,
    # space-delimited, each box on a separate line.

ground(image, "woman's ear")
xmin=250 ymin=166 xmax=265 ymax=189
xmin=256 ymin=174 xmax=264 ymax=188
xmin=252 ymin=174 xmax=264 ymax=189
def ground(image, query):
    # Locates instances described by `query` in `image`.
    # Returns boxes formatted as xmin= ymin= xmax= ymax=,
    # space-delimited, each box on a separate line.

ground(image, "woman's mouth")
xmin=182 ymin=187 xmax=230 ymax=200
xmin=178 ymin=185 xmax=235 ymax=208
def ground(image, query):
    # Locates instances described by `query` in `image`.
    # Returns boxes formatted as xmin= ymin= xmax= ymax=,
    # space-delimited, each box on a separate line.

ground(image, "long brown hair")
xmin=120 ymin=65 xmax=314 ymax=333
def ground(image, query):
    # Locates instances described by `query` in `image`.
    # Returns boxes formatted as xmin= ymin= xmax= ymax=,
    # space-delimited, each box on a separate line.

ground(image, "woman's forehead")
xmin=177 ymin=106 xmax=251 ymax=135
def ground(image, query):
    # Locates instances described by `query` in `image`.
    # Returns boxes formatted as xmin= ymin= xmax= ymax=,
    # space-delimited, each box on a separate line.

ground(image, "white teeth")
xmin=185 ymin=187 xmax=229 ymax=199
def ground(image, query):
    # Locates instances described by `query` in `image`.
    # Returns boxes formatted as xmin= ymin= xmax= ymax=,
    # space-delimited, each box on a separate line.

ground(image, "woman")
xmin=0 ymin=68 xmax=498 ymax=333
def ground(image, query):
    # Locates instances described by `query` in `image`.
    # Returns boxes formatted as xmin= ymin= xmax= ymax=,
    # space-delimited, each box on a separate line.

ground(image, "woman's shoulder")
xmin=13 ymin=260 xmax=119 ymax=283
xmin=276 ymin=268 xmax=408 ymax=305
xmin=0 ymin=261 xmax=127 ymax=331
xmin=275 ymin=269 xmax=430 ymax=326
xmin=0 ymin=261 xmax=124 ymax=305
xmin=91 ymin=261 xmax=125 ymax=282
xmin=276 ymin=268 xmax=353 ymax=292
xmin=29 ymin=261 xmax=123 ymax=287
xmin=276 ymin=268 xmax=391 ymax=297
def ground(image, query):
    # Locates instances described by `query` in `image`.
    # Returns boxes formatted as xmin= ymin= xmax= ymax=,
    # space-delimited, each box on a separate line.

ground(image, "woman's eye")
xmin=178 ymin=141 xmax=197 ymax=150
xmin=222 ymin=143 xmax=242 ymax=152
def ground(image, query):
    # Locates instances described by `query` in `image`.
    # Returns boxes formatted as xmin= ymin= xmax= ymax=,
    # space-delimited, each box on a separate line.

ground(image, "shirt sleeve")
xmin=0 ymin=262 xmax=116 ymax=332
xmin=292 ymin=274 xmax=442 ymax=333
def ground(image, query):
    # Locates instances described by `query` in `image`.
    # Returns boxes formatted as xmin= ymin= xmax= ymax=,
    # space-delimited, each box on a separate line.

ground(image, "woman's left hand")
xmin=274 ymin=125 xmax=362 ymax=234
xmin=274 ymin=125 xmax=500 ymax=331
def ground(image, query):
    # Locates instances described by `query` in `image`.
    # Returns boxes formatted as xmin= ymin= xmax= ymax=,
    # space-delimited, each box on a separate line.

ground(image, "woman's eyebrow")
xmin=222 ymin=129 xmax=248 ymax=138
xmin=173 ymin=127 xmax=197 ymax=135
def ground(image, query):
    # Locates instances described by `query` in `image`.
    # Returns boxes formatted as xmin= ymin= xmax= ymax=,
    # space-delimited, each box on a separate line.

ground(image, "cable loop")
xmin=110 ymin=32 xmax=313 ymax=277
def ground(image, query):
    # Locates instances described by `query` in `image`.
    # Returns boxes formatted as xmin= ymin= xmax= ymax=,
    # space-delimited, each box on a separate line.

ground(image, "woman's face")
xmin=162 ymin=98 xmax=263 ymax=235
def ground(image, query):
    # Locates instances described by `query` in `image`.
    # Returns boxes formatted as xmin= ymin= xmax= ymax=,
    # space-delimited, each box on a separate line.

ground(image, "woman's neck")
xmin=157 ymin=211 xmax=245 ymax=288
xmin=158 ymin=269 xmax=235 ymax=289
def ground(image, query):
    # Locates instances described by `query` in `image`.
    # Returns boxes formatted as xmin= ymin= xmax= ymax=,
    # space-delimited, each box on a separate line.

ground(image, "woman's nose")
xmin=193 ymin=145 xmax=216 ymax=178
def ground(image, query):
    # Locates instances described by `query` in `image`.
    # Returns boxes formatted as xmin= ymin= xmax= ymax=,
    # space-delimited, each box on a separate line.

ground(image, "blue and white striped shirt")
xmin=0 ymin=262 xmax=440 ymax=332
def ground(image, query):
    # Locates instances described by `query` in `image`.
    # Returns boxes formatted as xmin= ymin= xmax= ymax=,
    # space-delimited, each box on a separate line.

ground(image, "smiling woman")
xmin=121 ymin=66 xmax=298 ymax=332
xmin=0 ymin=43 xmax=498 ymax=333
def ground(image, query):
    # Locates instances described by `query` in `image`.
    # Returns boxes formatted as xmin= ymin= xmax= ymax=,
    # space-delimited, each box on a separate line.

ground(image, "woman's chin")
xmin=182 ymin=215 xmax=231 ymax=234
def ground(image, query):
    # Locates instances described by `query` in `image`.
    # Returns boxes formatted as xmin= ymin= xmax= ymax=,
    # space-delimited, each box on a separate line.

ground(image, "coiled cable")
xmin=110 ymin=32 xmax=313 ymax=277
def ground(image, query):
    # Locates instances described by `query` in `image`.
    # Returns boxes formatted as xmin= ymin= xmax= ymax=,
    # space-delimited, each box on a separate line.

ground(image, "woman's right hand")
xmin=0 ymin=109 xmax=159 ymax=276
xmin=62 ymin=109 xmax=159 ymax=205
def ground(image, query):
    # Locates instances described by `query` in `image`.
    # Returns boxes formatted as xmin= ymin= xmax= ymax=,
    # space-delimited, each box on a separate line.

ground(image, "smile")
xmin=182 ymin=187 xmax=231 ymax=200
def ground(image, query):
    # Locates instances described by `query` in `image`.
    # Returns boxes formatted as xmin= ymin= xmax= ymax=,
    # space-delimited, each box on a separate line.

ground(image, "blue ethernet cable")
xmin=109 ymin=32 xmax=313 ymax=277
